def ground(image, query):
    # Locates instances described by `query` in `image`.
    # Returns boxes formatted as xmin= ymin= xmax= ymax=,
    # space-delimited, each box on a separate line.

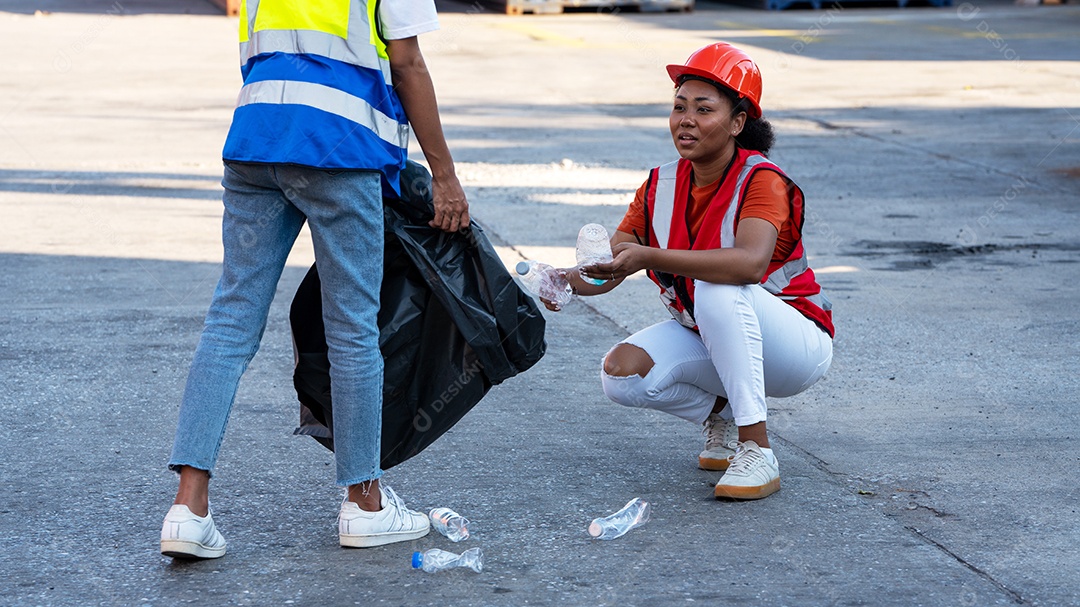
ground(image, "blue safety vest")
xmin=222 ymin=0 xmax=408 ymax=193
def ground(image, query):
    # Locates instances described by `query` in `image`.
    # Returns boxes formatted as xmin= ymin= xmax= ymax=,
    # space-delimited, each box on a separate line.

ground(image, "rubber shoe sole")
xmin=714 ymin=477 xmax=781 ymax=500
xmin=340 ymin=526 xmax=429 ymax=549
xmin=160 ymin=539 xmax=226 ymax=559
xmin=698 ymin=454 xmax=731 ymax=471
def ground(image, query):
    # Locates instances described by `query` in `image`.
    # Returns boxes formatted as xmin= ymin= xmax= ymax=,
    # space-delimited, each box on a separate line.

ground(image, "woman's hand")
xmin=581 ymin=242 xmax=653 ymax=282
xmin=430 ymin=174 xmax=470 ymax=232
xmin=543 ymin=231 xmax=638 ymax=306
xmin=540 ymin=297 xmax=563 ymax=312
xmin=539 ymin=269 xmax=572 ymax=312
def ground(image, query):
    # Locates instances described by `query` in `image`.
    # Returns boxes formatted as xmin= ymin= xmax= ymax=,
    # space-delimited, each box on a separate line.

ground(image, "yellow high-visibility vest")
xmin=223 ymin=0 xmax=409 ymax=190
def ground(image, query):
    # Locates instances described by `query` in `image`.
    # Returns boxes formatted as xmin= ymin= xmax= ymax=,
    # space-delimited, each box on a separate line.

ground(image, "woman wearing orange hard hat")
xmin=563 ymin=42 xmax=835 ymax=500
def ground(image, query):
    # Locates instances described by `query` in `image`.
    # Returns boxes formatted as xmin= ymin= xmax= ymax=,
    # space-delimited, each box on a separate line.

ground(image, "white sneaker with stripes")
xmin=160 ymin=505 xmax=227 ymax=559
xmin=339 ymin=485 xmax=430 ymax=548
xmin=713 ymin=440 xmax=781 ymax=500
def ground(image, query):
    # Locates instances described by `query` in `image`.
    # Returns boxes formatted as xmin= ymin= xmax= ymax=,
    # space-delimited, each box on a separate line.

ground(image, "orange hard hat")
xmin=666 ymin=43 xmax=763 ymax=119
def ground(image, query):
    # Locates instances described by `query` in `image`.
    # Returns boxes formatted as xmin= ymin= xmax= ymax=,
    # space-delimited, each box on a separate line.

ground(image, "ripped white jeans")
xmin=600 ymin=283 xmax=833 ymax=426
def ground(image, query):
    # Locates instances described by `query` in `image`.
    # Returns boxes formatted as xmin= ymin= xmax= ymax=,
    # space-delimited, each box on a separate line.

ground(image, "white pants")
xmin=601 ymin=283 xmax=833 ymax=426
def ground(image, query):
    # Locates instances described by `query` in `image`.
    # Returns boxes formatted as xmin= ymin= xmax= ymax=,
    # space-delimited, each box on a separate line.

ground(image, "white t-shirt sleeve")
xmin=378 ymin=0 xmax=440 ymax=40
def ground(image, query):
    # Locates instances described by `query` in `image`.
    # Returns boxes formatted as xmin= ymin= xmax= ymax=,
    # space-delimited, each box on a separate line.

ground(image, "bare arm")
xmin=581 ymin=218 xmax=778 ymax=285
xmin=386 ymin=36 xmax=469 ymax=232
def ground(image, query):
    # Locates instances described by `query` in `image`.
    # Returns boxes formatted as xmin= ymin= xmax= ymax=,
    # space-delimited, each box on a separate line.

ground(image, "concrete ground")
xmin=1 ymin=0 xmax=1078 ymax=605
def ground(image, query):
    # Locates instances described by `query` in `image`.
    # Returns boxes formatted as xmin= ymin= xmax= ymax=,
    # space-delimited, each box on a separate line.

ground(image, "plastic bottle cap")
xmin=411 ymin=551 xmax=423 ymax=569
xmin=588 ymin=521 xmax=602 ymax=537
xmin=515 ymin=261 xmax=530 ymax=276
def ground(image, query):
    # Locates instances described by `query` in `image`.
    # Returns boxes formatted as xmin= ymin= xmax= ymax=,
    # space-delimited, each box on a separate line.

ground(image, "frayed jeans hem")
xmin=338 ymin=469 xmax=385 ymax=488
xmin=167 ymin=461 xmax=213 ymax=478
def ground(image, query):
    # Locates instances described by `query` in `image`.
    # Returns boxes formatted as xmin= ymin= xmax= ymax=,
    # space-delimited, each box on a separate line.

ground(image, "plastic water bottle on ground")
xmin=575 ymin=223 xmax=613 ymax=286
xmin=429 ymin=507 xmax=471 ymax=542
xmin=412 ymin=547 xmax=484 ymax=573
xmin=515 ymin=260 xmax=572 ymax=307
xmin=588 ymin=498 xmax=651 ymax=540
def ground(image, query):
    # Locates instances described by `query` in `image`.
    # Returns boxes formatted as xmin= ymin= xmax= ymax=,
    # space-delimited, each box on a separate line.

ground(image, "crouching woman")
xmin=566 ymin=42 xmax=835 ymax=500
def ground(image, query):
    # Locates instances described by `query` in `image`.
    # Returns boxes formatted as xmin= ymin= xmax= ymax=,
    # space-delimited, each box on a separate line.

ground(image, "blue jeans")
xmin=169 ymin=162 xmax=384 ymax=486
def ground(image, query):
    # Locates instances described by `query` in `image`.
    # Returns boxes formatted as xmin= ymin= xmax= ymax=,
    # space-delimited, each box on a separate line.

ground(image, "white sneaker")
xmin=160 ymin=505 xmax=227 ymax=559
xmin=699 ymin=412 xmax=739 ymax=471
xmin=339 ymin=485 xmax=430 ymax=548
xmin=713 ymin=440 xmax=781 ymax=500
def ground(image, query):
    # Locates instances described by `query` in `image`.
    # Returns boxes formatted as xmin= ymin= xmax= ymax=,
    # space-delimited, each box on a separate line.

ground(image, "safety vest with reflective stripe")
xmin=643 ymin=149 xmax=835 ymax=337
xmin=222 ymin=0 xmax=409 ymax=193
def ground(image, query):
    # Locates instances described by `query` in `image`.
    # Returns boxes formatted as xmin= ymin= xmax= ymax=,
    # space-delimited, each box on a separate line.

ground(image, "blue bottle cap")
xmin=515 ymin=261 xmax=530 ymax=276
xmin=411 ymin=551 xmax=422 ymax=569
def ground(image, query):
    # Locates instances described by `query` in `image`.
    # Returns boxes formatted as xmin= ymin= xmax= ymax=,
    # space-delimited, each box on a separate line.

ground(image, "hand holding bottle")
xmin=580 ymin=241 xmax=651 ymax=284
xmin=575 ymin=224 xmax=614 ymax=286
xmin=516 ymin=260 xmax=573 ymax=310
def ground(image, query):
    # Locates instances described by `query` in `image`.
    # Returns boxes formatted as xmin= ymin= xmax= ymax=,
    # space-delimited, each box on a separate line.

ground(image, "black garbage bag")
xmin=290 ymin=161 xmax=546 ymax=469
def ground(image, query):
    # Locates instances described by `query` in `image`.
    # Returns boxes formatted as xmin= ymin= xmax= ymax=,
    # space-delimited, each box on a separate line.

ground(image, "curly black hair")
xmin=677 ymin=75 xmax=775 ymax=156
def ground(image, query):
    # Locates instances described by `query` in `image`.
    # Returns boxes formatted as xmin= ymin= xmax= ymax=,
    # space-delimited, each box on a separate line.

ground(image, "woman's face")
xmin=669 ymin=79 xmax=746 ymax=163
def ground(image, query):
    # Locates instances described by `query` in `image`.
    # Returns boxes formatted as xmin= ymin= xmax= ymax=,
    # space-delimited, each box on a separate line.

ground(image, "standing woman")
xmin=567 ymin=43 xmax=834 ymax=500
xmin=160 ymin=0 xmax=468 ymax=558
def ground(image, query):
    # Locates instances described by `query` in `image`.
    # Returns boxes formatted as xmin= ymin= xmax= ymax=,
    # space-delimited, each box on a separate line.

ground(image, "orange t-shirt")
xmin=617 ymin=169 xmax=799 ymax=263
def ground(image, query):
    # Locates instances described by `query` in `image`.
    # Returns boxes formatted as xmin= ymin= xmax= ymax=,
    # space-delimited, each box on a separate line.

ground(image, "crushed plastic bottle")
xmin=411 ymin=547 xmax=484 ymax=573
xmin=515 ymin=260 xmax=572 ymax=307
xmin=429 ymin=507 xmax=471 ymax=542
xmin=588 ymin=498 xmax=651 ymax=540
xmin=575 ymin=223 xmax=614 ymax=286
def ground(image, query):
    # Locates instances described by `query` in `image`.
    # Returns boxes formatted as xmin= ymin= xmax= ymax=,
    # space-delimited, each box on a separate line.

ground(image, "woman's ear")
xmin=732 ymin=111 xmax=748 ymax=137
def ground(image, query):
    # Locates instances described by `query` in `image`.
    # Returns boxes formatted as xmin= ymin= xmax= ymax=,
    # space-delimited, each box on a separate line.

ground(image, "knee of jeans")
xmin=601 ymin=371 xmax=651 ymax=409
xmin=603 ymin=343 xmax=654 ymax=377
xmin=325 ymin=332 xmax=381 ymax=364
xmin=198 ymin=321 xmax=264 ymax=359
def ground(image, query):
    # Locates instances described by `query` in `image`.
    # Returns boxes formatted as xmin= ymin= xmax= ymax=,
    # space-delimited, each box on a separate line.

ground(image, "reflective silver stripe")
xmin=236 ymin=80 xmax=408 ymax=148
xmin=761 ymin=255 xmax=809 ymax=294
xmin=726 ymin=157 xmax=818 ymax=302
xmin=721 ymin=155 xmax=771 ymax=245
xmin=240 ymin=30 xmax=392 ymax=84
xmin=238 ymin=0 xmax=392 ymax=85
xmin=805 ymin=292 xmax=832 ymax=312
xmin=651 ymin=161 xmax=678 ymax=249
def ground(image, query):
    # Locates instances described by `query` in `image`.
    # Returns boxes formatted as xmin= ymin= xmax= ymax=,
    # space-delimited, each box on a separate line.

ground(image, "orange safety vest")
xmin=642 ymin=149 xmax=835 ymax=337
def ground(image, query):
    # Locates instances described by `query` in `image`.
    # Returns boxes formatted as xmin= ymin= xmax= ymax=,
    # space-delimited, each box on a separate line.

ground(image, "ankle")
xmin=175 ymin=466 xmax=210 ymax=517
xmin=347 ymin=480 xmax=382 ymax=512
xmin=737 ymin=421 xmax=769 ymax=448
